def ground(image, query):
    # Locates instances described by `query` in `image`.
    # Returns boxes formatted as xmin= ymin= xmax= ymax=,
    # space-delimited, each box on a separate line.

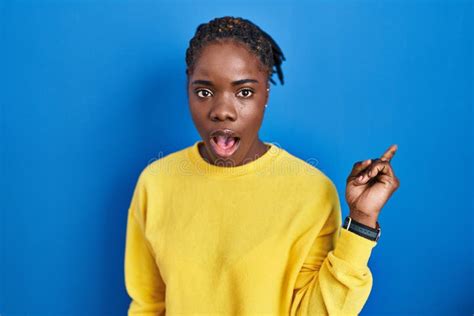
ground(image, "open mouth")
xmin=209 ymin=135 xmax=241 ymax=159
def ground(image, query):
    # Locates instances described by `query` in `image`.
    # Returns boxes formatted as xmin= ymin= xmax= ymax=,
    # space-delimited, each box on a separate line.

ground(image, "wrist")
xmin=343 ymin=215 xmax=382 ymax=242
xmin=349 ymin=211 xmax=378 ymax=228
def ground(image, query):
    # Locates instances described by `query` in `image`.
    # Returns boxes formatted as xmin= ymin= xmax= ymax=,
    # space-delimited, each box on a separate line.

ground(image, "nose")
xmin=209 ymin=96 xmax=237 ymax=122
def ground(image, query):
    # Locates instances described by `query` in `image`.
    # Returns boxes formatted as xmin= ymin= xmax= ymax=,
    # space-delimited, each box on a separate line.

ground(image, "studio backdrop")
xmin=1 ymin=0 xmax=472 ymax=315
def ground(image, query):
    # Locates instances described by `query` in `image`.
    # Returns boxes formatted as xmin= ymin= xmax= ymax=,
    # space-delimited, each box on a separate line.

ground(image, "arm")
xmin=290 ymin=182 xmax=377 ymax=316
xmin=124 ymin=173 xmax=166 ymax=315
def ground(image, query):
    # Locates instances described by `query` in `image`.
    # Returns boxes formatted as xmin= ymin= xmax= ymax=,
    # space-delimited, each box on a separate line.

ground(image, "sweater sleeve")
xmin=290 ymin=181 xmax=377 ymax=316
xmin=124 ymin=173 xmax=166 ymax=316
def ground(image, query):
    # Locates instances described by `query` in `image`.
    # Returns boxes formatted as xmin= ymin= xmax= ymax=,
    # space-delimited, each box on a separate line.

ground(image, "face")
xmin=187 ymin=40 xmax=270 ymax=167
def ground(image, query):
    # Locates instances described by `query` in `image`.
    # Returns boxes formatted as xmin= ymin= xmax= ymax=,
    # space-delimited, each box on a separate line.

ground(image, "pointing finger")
xmin=380 ymin=144 xmax=398 ymax=162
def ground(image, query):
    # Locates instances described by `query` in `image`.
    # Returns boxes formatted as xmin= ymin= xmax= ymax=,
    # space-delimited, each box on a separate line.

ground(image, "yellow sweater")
xmin=124 ymin=140 xmax=377 ymax=316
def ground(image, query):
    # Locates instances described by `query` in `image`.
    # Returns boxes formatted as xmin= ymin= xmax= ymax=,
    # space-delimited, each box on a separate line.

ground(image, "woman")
xmin=124 ymin=16 xmax=399 ymax=315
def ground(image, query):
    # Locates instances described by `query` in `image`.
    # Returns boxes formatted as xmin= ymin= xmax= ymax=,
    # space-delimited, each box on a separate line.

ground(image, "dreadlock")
xmin=185 ymin=16 xmax=286 ymax=85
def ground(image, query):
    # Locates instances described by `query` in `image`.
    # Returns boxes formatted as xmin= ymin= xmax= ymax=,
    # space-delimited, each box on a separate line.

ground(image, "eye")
xmin=236 ymin=88 xmax=254 ymax=98
xmin=195 ymin=89 xmax=213 ymax=98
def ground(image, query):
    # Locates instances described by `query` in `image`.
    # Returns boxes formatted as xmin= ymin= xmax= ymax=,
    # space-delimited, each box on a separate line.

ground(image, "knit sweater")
xmin=124 ymin=140 xmax=377 ymax=315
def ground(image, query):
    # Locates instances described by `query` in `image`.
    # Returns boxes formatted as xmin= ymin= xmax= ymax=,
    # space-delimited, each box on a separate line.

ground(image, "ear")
xmin=264 ymin=81 xmax=270 ymax=105
xmin=185 ymin=69 xmax=192 ymax=95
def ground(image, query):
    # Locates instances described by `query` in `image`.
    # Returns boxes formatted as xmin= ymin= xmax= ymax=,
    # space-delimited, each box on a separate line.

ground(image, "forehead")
xmin=191 ymin=40 xmax=267 ymax=79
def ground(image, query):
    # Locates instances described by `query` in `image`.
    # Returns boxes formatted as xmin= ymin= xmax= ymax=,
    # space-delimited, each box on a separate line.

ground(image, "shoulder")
xmin=274 ymin=145 xmax=341 ymax=225
xmin=135 ymin=143 xmax=192 ymax=186
xmin=272 ymin=145 xmax=340 ymax=206
xmin=280 ymin=146 xmax=336 ymax=186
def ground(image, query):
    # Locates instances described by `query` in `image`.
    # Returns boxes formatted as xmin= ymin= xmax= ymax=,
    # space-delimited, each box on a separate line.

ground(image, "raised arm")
xmin=290 ymin=181 xmax=377 ymax=315
xmin=290 ymin=144 xmax=400 ymax=315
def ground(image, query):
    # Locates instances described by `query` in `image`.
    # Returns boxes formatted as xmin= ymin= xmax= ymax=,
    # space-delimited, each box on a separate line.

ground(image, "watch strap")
xmin=343 ymin=216 xmax=381 ymax=242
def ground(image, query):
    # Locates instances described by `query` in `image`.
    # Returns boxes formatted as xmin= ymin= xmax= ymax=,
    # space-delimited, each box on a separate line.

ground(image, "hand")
xmin=345 ymin=144 xmax=400 ymax=228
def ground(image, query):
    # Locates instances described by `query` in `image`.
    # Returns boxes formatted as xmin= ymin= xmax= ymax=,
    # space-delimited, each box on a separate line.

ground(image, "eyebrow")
xmin=191 ymin=79 xmax=259 ymax=86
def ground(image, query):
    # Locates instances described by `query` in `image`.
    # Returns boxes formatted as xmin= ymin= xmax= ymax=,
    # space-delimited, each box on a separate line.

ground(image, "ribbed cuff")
xmin=334 ymin=228 xmax=377 ymax=267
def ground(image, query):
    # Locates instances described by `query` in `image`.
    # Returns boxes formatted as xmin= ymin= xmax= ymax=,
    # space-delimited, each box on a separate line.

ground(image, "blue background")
xmin=1 ymin=0 xmax=472 ymax=315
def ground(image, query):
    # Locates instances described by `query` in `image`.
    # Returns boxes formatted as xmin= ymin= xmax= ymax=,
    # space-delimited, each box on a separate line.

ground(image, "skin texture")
xmin=187 ymin=39 xmax=271 ymax=167
xmin=186 ymin=38 xmax=400 ymax=228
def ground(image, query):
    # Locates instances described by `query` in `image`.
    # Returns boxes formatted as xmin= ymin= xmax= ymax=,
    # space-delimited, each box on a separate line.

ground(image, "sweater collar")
xmin=187 ymin=140 xmax=283 ymax=178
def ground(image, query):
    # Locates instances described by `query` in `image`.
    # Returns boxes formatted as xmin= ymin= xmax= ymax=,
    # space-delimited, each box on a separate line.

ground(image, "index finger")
xmin=380 ymin=144 xmax=398 ymax=162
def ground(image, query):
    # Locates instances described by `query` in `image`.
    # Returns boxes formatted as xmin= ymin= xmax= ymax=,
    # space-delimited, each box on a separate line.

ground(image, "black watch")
xmin=342 ymin=216 xmax=381 ymax=242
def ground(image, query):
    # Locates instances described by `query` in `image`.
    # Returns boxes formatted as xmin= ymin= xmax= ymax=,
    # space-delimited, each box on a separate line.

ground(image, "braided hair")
xmin=185 ymin=16 xmax=286 ymax=85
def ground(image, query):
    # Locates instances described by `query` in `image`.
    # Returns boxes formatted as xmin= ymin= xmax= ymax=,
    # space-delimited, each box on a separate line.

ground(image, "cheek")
xmin=238 ymin=103 xmax=265 ymax=127
xmin=237 ymin=92 xmax=266 ymax=114
xmin=188 ymin=102 xmax=207 ymax=127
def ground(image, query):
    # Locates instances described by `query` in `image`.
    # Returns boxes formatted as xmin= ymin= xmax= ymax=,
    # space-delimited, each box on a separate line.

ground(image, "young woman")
xmin=124 ymin=16 xmax=400 ymax=316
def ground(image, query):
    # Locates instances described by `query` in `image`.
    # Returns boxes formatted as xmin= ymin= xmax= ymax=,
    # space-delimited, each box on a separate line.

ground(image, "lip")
xmin=209 ymin=128 xmax=241 ymax=139
xmin=208 ymin=128 xmax=241 ymax=159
